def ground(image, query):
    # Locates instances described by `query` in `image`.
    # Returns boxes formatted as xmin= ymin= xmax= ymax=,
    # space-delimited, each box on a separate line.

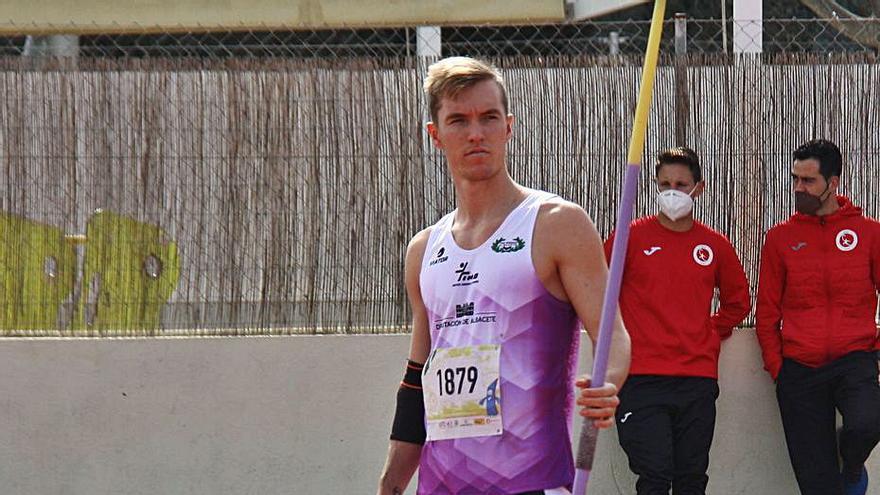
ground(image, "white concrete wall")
xmin=0 ymin=332 xmax=877 ymax=494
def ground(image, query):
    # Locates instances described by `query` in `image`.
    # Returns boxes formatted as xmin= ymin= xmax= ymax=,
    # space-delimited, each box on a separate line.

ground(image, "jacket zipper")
xmin=821 ymin=217 xmax=833 ymax=364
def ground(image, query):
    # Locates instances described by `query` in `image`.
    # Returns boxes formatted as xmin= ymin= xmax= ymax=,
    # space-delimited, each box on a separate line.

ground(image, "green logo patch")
xmin=491 ymin=237 xmax=525 ymax=253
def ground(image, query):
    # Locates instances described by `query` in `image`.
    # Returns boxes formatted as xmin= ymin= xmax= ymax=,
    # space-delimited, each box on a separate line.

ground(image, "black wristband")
xmin=390 ymin=360 xmax=426 ymax=445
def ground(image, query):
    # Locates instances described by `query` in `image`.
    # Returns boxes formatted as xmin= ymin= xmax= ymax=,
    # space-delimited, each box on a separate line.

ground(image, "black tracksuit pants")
xmin=776 ymin=351 xmax=880 ymax=495
xmin=616 ymin=375 xmax=719 ymax=495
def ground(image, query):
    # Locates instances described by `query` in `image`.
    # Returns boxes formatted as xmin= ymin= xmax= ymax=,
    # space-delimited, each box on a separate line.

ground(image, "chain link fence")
xmin=1 ymin=17 xmax=879 ymax=58
xmin=1 ymin=17 xmax=879 ymax=336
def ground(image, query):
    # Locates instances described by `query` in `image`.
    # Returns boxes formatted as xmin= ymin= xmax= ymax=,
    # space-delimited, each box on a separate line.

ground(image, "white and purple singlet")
xmin=418 ymin=190 xmax=580 ymax=494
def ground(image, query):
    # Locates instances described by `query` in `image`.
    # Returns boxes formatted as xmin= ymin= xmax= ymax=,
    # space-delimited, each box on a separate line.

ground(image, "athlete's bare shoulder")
xmin=535 ymin=196 xmax=598 ymax=243
xmin=408 ymin=226 xmax=432 ymax=252
xmin=531 ymin=196 xmax=604 ymax=301
xmin=405 ymin=227 xmax=432 ymax=272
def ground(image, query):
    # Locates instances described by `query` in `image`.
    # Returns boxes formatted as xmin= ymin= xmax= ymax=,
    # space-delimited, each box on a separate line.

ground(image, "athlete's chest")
xmin=421 ymin=231 xmax=537 ymax=301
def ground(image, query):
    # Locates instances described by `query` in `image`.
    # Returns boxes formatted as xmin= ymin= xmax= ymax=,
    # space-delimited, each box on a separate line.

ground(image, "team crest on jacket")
xmin=835 ymin=229 xmax=858 ymax=252
xmin=692 ymin=244 xmax=714 ymax=266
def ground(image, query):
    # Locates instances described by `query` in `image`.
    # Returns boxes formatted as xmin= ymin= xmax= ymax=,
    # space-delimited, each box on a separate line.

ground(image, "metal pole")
xmin=674 ymin=13 xmax=689 ymax=146
xmin=674 ymin=12 xmax=687 ymax=55
xmin=416 ymin=26 xmax=441 ymax=58
xmin=733 ymin=0 xmax=762 ymax=53
xmin=721 ymin=0 xmax=729 ymax=54
xmin=609 ymin=31 xmax=620 ymax=56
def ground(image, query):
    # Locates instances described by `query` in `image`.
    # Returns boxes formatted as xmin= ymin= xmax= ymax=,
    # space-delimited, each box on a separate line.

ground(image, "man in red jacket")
xmin=606 ymin=147 xmax=751 ymax=495
xmin=756 ymin=139 xmax=880 ymax=495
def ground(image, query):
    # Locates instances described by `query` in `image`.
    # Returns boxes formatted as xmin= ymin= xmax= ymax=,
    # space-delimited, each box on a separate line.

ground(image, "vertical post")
xmin=733 ymin=0 xmax=762 ymax=53
xmin=733 ymin=9 xmax=764 ymax=315
xmin=609 ymin=31 xmax=620 ymax=56
xmin=674 ymin=13 xmax=687 ymax=55
xmin=674 ymin=13 xmax=689 ymax=146
xmin=416 ymin=26 xmax=441 ymax=58
xmin=721 ymin=0 xmax=729 ymax=54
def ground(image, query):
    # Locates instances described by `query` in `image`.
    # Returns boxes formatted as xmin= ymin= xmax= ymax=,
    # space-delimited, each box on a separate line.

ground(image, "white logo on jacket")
xmin=643 ymin=246 xmax=662 ymax=256
xmin=835 ymin=229 xmax=859 ymax=252
xmin=693 ymin=244 xmax=714 ymax=266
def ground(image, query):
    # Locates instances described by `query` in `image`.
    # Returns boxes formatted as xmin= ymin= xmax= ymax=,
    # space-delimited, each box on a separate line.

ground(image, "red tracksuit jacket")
xmin=605 ymin=216 xmax=751 ymax=379
xmin=756 ymin=196 xmax=880 ymax=379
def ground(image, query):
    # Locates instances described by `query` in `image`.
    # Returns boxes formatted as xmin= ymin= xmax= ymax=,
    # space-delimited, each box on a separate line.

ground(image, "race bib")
xmin=423 ymin=345 xmax=503 ymax=441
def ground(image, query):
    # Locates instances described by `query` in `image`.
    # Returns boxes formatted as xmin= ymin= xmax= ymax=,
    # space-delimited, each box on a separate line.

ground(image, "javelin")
xmin=572 ymin=1 xmax=667 ymax=494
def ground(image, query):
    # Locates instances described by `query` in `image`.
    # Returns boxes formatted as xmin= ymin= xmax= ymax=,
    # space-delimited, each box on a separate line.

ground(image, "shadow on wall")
xmin=0 ymin=209 xmax=179 ymax=334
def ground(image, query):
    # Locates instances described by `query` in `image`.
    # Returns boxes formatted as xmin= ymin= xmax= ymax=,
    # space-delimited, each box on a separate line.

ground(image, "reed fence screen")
xmin=1 ymin=53 xmax=878 ymax=334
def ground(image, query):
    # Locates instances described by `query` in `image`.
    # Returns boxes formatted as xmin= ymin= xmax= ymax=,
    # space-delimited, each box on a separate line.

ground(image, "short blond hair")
xmin=423 ymin=57 xmax=508 ymax=122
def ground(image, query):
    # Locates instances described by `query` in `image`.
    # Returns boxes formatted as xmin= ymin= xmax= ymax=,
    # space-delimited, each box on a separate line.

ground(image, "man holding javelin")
xmin=377 ymin=56 xmax=631 ymax=495
xmin=756 ymin=139 xmax=880 ymax=495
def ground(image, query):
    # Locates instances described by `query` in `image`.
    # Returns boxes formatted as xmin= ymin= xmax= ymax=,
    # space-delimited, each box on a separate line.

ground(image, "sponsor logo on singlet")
xmin=491 ymin=237 xmax=525 ymax=253
xmin=456 ymin=302 xmax=475 ymax=317
xmin=430 ymin=246 xmax=449 ymax=266
xmin=453 ymin=262 xmax=480 ymax=287
xmin=434 ymin=301 xmax=497 ymax=330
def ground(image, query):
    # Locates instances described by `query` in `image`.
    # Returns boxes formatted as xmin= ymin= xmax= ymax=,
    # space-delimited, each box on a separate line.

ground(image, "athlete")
xmin=376 ymin=56 xmax=631 ymax=495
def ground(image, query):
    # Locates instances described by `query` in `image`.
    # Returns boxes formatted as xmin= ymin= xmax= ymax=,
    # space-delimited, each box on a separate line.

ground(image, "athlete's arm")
xmin=378 ymin=228 xmax=431 ymax=495
xmin=533 ymin=200 xmax=631 ymax=428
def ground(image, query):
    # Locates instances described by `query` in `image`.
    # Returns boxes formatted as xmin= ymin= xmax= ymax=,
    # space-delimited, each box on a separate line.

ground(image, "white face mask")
xmin=656 ymin=186 xmax=696 ymax=221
